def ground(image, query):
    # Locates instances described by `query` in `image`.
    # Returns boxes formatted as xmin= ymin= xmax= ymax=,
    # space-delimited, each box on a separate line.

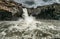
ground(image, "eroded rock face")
xmin=27 ymin=3 xmax=60 ymax=20
xmin=0 ymin=0 xmax=23 ymax=20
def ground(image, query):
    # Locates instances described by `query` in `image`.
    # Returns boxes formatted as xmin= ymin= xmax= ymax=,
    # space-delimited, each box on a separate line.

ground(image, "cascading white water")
xmin=22 ymin=8 xmax=35 ymax=24
xmin=0 ymin=8 xmax=60 ymax=39
xmin=0 ymin=0 xmax=60 ymax=39
xmin=8 ymin=8 xmax=41 ymax=31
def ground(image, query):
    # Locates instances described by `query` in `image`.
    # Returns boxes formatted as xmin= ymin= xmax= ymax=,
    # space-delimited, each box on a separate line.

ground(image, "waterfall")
xmin=22 ymin=8 xmax=29 ymax=18
xmin=0 ymin=8 xmax=59 ymax=39
xmin=22 ymin=8 xmax=34 ymax=24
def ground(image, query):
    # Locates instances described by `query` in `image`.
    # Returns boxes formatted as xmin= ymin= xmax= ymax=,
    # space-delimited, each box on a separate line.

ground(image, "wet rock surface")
xmin=27 ymin=3 xmax=60 ymax=20
xmin=0 ymin=0 xmax=60 ymax=20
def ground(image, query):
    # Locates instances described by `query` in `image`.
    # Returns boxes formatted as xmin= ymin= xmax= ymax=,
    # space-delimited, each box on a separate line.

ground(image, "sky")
xmin=13 ymin=0 xmax=60 ymax=8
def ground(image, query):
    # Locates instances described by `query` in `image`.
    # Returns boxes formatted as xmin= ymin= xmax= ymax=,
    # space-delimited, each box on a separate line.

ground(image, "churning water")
xmin=0 ymin=8 xmax=60 ymax=39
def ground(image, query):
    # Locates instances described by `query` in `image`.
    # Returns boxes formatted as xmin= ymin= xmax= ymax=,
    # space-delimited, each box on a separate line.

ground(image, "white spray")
xmin=22 ymin=8 xmax=34 ymax=24
xmin=0 ymin=8 xmax=56 ymax=39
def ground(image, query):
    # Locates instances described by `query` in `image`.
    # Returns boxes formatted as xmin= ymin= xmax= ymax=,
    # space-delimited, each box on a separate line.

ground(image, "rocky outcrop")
xmin=0 ymin=0 xmax=23 ymax=20
xmin=27 ymin=3 xmax=60 ymax=20
xmin=0 ymin=0 xmax=60 ymax=20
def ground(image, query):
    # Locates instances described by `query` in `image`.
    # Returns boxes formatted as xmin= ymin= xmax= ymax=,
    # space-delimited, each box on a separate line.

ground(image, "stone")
xmin=27 ymin=3 xmax=60 ymax=20
xmin=0 ymin=0 xmax=23 ymax=20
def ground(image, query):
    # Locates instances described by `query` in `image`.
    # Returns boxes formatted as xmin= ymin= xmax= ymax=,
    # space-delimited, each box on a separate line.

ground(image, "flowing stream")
xmin=0 ymin=8 xmax=60 ymax=39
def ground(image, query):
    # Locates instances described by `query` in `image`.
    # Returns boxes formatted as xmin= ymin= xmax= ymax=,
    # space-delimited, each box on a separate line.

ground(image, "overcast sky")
xmin=13 ymin=0 xmax=60 ymax=8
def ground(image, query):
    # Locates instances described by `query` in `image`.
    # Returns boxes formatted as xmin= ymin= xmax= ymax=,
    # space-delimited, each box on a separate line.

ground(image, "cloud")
xmin=14 ymin=0 xmax=60 ymax=8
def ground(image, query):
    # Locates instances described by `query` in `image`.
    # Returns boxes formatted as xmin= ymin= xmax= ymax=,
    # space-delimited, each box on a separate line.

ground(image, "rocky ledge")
xmin=0 ymin=0 xmax=23 ymax=21
xmin=0 ymin=0 xmax=60 ymax=20
xmin=27 ymin=3 xmax=60 ymax=20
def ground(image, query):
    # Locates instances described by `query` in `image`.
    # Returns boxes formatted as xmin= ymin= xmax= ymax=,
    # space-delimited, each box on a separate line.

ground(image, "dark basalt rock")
xmin=27 ymin=3 xmax=60 ymax=20
xmin=0 ymin=10 xmax=12 ymax=21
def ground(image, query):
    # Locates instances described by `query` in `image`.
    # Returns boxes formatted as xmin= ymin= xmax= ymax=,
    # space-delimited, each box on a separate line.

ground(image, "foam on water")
xmin=0 ymin=8 xmax=60 ymax=39
xmin=8 ymin=8 xmax=42 ymax=31
xmin=0 ymin=0 xmax=60 ymax=38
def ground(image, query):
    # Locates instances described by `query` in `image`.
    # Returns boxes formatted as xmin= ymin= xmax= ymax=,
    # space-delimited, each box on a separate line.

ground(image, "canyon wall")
xmin=0 ymin=0 xmax=23 ymax=20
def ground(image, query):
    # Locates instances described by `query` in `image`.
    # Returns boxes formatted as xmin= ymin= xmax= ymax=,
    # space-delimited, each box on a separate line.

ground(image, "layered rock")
xmin=0 ymin=0 xmax=23 ymax=20
xmin=27 ymin=3 xmax=60 ymax=20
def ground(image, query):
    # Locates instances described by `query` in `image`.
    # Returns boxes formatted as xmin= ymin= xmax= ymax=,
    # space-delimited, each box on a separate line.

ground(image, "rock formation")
xmin=27 ymin=3 xmax=60 ymax=20
xmin=0 ymin=0 xmax=60 ymax=20
xmin=0 ymin=0 xmax=23 ymax=20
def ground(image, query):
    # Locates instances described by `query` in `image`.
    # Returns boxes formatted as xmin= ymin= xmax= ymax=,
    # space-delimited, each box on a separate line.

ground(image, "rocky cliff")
xmin=0 ymin=0 xmax=23 ymax=20
xmin=0 ymin=0 xmax=60 ymax=20
xmin=27 ymin=3 xmax=60 ymax=20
